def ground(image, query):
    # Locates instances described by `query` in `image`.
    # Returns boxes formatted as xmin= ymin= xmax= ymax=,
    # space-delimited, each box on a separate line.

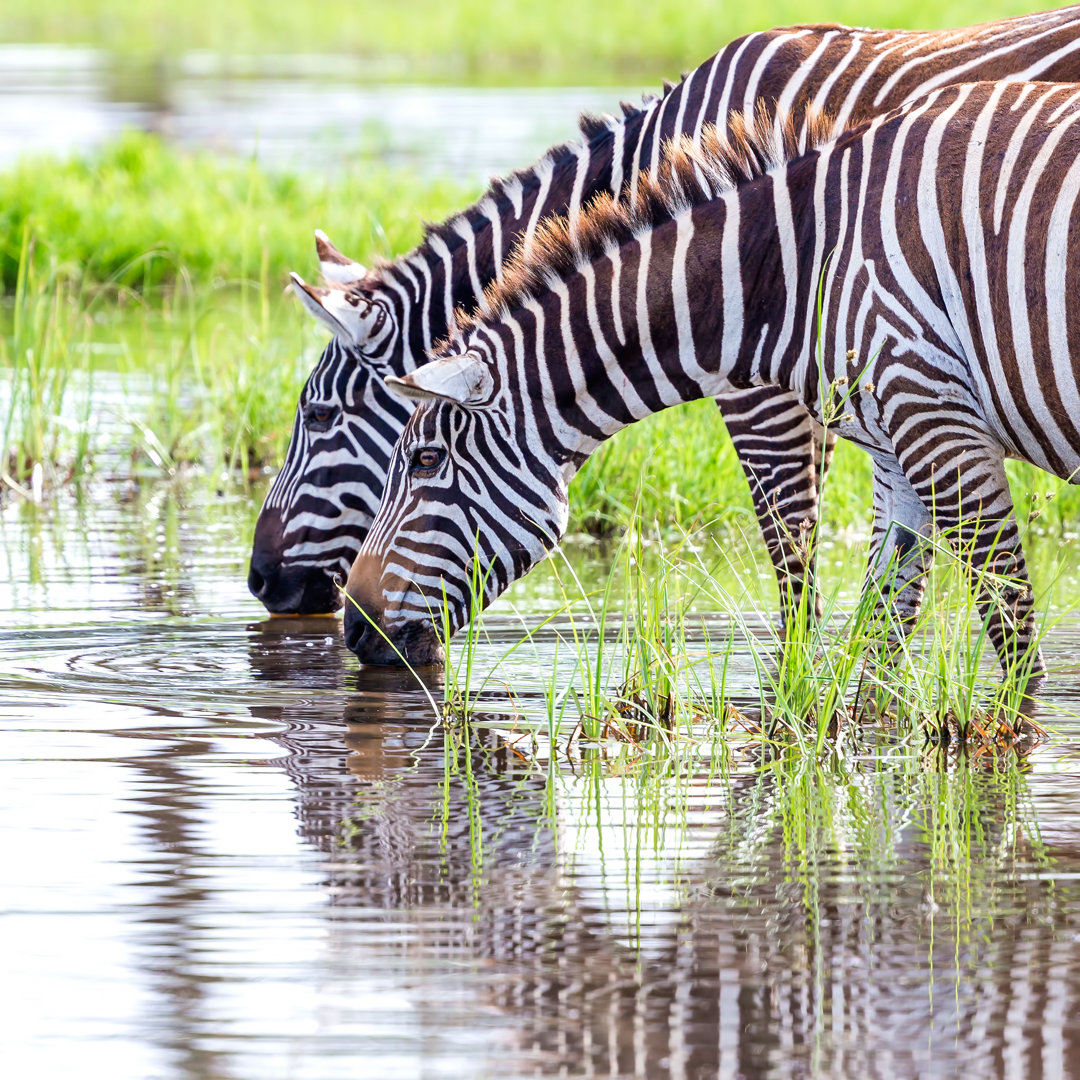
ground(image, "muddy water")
xmin=6 ymin=483 xmax=1080 ymax=1079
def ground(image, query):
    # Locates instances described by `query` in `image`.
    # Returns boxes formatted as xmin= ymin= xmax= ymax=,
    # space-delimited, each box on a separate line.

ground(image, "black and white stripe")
xmin=251 ymin=6 xmax=1080 ymax=618
xmin=344 ymin=81 xmax=1080 ymax=703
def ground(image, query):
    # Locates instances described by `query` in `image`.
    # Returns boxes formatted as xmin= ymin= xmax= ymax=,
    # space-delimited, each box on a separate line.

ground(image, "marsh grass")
xmin=1 ymin=229 xmax=94 ymax=487
xmin=444 ymin=482 xmax=1071 ymax=760
xmin=0 ymin=134 xmax=473 ymax=488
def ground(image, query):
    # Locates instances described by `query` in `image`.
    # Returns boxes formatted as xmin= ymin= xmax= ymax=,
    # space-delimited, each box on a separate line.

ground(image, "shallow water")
xmin=7 ymin=483 xmax=1080 ymax=1078
xmin=0 ymin=45 xmax=636 ymax=181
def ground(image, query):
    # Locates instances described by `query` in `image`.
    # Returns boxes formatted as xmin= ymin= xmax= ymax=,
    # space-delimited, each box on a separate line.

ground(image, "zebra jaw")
xmin=385 ymin=353 xmax=493 ymax=406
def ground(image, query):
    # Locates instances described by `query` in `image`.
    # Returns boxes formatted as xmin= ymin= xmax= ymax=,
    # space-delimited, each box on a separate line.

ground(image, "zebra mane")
xmin=453 ymin=105 xmax=834 ymax=338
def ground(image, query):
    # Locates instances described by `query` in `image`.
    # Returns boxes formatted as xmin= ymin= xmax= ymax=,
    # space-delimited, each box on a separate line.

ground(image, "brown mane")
xmin=450 ymin=105 xmax=834 ymax=339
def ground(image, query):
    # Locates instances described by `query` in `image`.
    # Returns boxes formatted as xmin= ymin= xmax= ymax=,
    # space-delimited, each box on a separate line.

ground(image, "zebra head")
xmin=343 ymin=342 xmax=569 ymax=665
xmin=248 ymin=231 xmax=413 ymax=614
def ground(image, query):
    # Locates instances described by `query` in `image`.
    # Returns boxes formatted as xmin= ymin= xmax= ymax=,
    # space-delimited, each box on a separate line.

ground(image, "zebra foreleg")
xmin=911 ymin=453 xmax=1047 ymax=720
xmin=716 ymin=388 xmax=828 ymax=634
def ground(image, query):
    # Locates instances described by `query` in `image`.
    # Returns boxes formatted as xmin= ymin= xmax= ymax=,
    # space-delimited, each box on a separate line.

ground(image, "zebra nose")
xmin=343 ymin=605 xmax=368 ymax=654
xmin=248 ymin=563 xmax=269 ymax=599
xmin=248 ymin=542 xmax=285 ymax=604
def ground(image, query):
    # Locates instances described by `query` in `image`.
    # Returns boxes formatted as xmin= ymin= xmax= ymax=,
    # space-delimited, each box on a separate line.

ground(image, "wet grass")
xmin=0 ymin=134 xmax=471 ymax=485
xmin=0 ymin=133 xmax=473 ymax=295
xmin=422 ymin=490 xmax=1073 ymax=763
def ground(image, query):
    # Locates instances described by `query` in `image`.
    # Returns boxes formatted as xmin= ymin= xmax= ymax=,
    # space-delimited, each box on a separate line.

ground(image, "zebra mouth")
xmin=343 ymin=607 xmax=443 ymax=667
xmin=248 ymin=562 xmax=343 ymax=615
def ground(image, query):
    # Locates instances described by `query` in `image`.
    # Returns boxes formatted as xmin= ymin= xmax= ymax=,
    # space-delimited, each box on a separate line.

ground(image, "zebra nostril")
xmin=247 ymin=565 xmax=268 ymax=599
xmin=343 ymin=611 xmax=370 ymax=655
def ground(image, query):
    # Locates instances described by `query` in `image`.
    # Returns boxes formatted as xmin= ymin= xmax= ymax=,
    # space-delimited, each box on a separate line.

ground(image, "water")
xmin=6 ymin=482 xmax=1080 ymax=1078
xmin=0 ymin=45 xmax=637 ymax=182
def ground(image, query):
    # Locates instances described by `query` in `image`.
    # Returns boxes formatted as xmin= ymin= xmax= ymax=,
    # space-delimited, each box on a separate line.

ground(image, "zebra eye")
xmin=304 ymin=403 xmax=338 ymax=432
xmin=409 ymin=447 xmax=445 ymax=475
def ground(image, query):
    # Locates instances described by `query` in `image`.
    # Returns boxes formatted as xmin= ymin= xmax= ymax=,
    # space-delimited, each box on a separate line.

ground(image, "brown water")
xmin=6 ymin=481 xmax=1080 ymax=1079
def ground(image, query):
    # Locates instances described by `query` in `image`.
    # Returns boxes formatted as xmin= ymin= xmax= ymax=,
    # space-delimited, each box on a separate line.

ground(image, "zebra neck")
xmin=378 ymin=108 xmax=656 ymax=377
xmin=535 ymin=186 xmax=807 ymax=468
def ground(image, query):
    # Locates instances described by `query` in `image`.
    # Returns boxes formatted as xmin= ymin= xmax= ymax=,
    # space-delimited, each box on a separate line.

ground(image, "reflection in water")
xmin=251 ymin=640 xmax=1080 ymax=1077
xmin=5 ymin=483 xmax=1080 ymax=1076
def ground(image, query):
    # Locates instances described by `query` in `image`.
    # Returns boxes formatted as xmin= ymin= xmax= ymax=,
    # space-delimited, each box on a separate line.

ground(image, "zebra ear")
xmin=385 ymin=353 xmax=493 ymax=406
xmin=314 ymin=229 xmax=366 ymax=285
xmin=289 ymin=273 xmax=355 ymax=339
xmin=289 ymin=272 xmax=379 ymax=346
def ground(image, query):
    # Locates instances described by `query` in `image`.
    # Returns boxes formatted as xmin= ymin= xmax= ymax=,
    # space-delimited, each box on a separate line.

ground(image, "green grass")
xmin=0 ymin=0 xmax=1058 ymax=84
xmin=425 ymin=470 xmax=1076 ymax=756
xmin=0 ymin=132 xmax=474 ymax=295
xmin=0 ymin=133 xmax=473 ymax=482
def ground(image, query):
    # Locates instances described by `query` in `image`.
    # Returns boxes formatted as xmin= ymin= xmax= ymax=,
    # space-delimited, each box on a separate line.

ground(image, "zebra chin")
xmin=343 ymin=603 xmax=444 ymax=667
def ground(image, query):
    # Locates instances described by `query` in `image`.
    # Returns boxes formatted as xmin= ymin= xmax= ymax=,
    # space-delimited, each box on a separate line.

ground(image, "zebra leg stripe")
xmin=718 ymin=387 xmax=827 ymax=627
xmin=910 ymin=451 xmax=1046 ymax=703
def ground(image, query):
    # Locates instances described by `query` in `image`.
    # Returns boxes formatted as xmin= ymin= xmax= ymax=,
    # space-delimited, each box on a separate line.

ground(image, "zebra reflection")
xmin=248 ymin=638 xmax=1080 ymax=1078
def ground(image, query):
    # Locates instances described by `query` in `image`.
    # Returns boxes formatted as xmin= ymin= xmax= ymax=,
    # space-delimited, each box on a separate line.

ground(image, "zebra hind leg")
xmin=863 ymin=460 xmax=934 ymax=650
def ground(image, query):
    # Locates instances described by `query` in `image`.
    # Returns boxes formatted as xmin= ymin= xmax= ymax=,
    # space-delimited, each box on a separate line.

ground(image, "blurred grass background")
xmin=0 ymin=0 xmax=1052 ymax=83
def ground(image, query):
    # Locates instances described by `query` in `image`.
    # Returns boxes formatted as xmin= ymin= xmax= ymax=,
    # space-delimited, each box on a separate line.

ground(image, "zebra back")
xmin=341 ymin=82 xmax=1080 ymax=681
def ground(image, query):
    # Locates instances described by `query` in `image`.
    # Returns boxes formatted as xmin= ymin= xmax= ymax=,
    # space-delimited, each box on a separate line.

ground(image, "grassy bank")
xmin=0 ymin=133 xmax=473 ymax=294
xmin=0 ymin=0 xmax=1056 ymax=84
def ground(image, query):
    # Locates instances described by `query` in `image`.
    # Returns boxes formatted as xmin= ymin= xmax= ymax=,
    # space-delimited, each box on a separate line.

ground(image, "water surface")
xmin=5 ymin=483 xmax=1080 ymax=1078
xmin=0 ymin=45 xmax=636 ymax=181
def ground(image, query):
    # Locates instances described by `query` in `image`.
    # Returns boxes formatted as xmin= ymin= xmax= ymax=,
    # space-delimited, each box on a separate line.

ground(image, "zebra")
xmin=248 ymin=6 xmax=1080 ymax=620
xmin=342 ymin=79 xmax=1080 ymax=713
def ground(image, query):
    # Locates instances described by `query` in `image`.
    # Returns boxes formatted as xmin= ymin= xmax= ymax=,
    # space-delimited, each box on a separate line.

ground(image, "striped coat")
xmin=342 ymin=81 xmax=1079 ymax=705
xmin=249 ymin=6 xmax=1080 ymax=624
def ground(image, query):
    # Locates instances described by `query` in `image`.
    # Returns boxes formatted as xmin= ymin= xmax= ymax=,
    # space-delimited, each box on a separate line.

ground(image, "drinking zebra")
xmin=342 ymin=80 xmax=1080 ymax=708
xmin=248 ymin=6 xmax=1080 ymax=622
